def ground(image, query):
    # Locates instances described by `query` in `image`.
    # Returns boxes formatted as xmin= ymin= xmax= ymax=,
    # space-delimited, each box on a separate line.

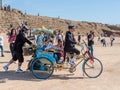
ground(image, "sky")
xmin=2 ymin=0 xmax=120 ymax=25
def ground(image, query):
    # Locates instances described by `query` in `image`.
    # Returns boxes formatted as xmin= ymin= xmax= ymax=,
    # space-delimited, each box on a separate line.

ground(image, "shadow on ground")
xmin=0 ymin=71 xmax=42 ymax=82
xmin=0 ymin=70 xmax=88 ymax=83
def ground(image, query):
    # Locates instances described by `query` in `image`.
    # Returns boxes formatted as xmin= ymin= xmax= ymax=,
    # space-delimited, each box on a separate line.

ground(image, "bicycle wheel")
xmin=31 ymin=57 xmax=54 ymax=79
xmin=82 ymin=57 xmax=103 ymax=78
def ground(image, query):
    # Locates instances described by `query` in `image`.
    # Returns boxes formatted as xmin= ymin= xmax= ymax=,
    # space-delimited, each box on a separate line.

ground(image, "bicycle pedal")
xmin=69 ymin=66 xmax=76 ymax=73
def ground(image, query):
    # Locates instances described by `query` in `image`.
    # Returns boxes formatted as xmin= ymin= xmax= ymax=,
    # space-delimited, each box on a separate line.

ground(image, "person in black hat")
xmin=3 ymin=25 xmax=34 ymax=73
xmin=64 ymin=24 xmax=80 ymax=67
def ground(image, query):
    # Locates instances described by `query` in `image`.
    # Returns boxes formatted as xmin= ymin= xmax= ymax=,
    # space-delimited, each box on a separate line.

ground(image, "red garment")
xmin=61 ymin=50 xmax=64 ymax=57
xmin=8 ymin=35 xmax=17 ymax=44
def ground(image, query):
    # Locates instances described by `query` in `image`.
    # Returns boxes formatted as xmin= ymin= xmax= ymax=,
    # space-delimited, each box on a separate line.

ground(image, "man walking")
xmin=3 ymin=25 xmax=33 ymax=73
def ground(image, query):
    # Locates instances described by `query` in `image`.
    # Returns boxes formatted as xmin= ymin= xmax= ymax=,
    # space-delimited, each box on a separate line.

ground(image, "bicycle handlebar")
xmin=79 ymin=40 xmax=89 ymax=50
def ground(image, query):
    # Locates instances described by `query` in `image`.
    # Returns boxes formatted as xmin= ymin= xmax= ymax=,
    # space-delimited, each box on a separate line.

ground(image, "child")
xmin=45 ymin=40 xmax=63 ymax=64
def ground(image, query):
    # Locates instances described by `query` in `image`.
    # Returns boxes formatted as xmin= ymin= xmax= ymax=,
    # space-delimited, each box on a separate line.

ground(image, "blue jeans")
xmin=54 ymin=53 xmax=61 ymax=63
xmin=88 ymin=45 xmax=93 ymax=57
xmin=10 ymin=43 xmax=14 ymax=57
xmin=0 ymin=45 xmax=4 ymax=56
xmin=110 ymin=40 xmax=113 ymax=46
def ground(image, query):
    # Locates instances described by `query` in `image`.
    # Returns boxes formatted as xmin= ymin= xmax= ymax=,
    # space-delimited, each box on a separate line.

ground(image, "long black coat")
xmin=64 ymin=31 xmax=76 ymax=52
xmin=13 ymin=30 xmax=32 ymax=53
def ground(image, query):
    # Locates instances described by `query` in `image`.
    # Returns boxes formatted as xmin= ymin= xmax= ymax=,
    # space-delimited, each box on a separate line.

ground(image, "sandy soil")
xmin=0 ymin=33 xmax=120 ymax=90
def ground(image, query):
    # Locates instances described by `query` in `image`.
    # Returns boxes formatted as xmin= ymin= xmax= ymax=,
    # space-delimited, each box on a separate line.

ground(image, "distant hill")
xmin=0 ymin=8 xmax=120 ymax=36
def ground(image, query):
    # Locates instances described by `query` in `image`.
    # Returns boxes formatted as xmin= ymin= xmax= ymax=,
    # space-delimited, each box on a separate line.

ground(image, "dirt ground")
xmin=0 ymin=33 xmax=120 ymax=90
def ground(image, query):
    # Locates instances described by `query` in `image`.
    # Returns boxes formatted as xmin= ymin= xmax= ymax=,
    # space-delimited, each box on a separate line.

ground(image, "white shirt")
xmin=0 ymin=36 xmax=4 ymax=46
xmin=58 ymin=34 xmax=63 ymax=41
xmin=45 ymin=42 xmax=62 ymax=51
xmin=45 ymin=42 xmax=53 ymax=50
xmin=110 ymin=35 xmax=114 ymax=41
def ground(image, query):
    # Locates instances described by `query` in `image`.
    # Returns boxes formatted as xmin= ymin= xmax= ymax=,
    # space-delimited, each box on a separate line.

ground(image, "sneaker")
xmin=57 ymin=60 xmax=64 ymax=64
xmin=69 ymin=58 xmax=76 ymax=67
xmin=3 ymin=66 xmax=8 ymax=71
xmin=16 ymin=69 xmax=24 ymax=73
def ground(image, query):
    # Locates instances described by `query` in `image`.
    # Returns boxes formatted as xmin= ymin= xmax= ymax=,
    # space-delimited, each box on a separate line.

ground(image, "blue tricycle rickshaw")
xmin=27 ymin=45 xmax=60 ymax=79
xmin=27 ymin=40 xmax=103 ymax=79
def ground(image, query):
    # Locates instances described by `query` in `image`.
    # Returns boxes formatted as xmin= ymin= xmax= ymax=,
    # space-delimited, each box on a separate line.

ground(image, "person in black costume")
xmin=3 ymin=25 xmax=33 ymax=73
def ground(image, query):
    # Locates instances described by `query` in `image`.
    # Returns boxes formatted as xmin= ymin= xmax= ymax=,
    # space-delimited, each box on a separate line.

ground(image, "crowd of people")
xmin=98 ymin=33 xmax=115 ymax=47
xmin=0 ymin=24 xmax=116 ymax=73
